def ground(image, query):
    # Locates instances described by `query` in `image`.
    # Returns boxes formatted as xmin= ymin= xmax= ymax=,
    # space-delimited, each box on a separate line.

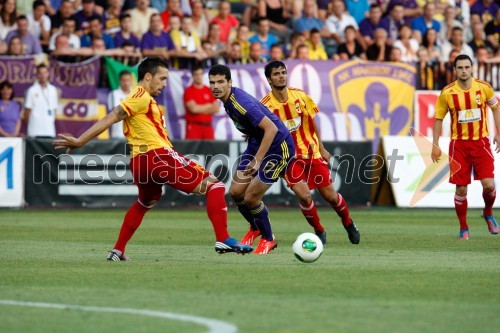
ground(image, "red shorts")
xmin=185 ymin=123 xmax=214 ymax=140
xmin=449 ymin=137 xmax=494 ymax=185
xmin=284 ymin=157 xmax=333 ymax=190
xmin=130 ymin=148 xmax=209 ymax=203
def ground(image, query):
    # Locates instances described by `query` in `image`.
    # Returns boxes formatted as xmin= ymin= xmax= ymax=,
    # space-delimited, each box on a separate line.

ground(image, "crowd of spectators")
xmin=0 ymin=0 xmax=498 ymax=69
xmin=1 ymin=0 xmax=500 ymax=138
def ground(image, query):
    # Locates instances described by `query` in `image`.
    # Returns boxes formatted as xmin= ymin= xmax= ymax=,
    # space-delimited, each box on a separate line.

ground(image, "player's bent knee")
xmin=140 ymin=199 xmax=158 ymax=208
xmin=138 ymin=191 xmax=162 ymax=208
xmin=484 ymin=185 xmax=495 ymax=192
xmin=229 ymin=186 xmax=244 ymax=200
xmin=297 ymin=192 xmax=312 ymax=204
xmin=243 ymin=192 xmax=260 ymax=207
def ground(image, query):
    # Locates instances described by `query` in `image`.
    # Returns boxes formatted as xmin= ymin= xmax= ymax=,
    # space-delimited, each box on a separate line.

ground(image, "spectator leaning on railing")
xmin=113 ymin=13 xmax=140 ymax=49
xmin=49 ymin=17 xmax=80 ymax=51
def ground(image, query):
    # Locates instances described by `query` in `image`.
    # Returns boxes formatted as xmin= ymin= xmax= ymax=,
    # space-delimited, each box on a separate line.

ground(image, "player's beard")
xmin=272 ymin=83 xmax=286 ymax=91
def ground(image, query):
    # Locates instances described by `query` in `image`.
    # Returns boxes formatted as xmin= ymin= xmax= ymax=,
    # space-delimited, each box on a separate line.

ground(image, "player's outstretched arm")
xmin=53 ymin=105 xmax=128 ymax=154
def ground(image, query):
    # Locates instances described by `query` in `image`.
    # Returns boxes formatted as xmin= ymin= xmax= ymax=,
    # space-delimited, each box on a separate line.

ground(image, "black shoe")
xmin=344 ymin=220 xmax=360 ymax=244
xmin=106 ymin=250 xmax=129 ymax=261
xmin=315 ymin=230 xmax=327 ymax=244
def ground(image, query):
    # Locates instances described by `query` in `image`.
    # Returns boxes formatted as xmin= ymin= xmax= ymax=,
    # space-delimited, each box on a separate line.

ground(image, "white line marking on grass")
xmin=0 ymin=300 xmax=238 ymax=333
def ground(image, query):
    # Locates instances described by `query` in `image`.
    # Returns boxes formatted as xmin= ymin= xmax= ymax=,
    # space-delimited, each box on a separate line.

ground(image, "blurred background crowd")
xmin=1 ymin=0 xmax=500 ymax=138
xmin=0 ymin=0 xmax=499 ymax=84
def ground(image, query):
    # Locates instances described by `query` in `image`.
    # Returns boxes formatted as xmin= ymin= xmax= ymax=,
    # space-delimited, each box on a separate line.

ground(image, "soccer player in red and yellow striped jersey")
xmin=53 ymin=58 xmax=252 ymax=259
xmin=262 ymin=61 xmax=360 ymax=244
xmin=432 ymin=54 xmax=500 ymax=240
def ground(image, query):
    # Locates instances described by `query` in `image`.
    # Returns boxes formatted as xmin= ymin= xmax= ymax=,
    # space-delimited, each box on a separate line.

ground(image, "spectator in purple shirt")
xmin=74 ymin=0 xmax=102 ymax=36
xmin=140 ymin=13 xmax=176 ymax=60
xmin=0 ymin=81 xmax=22 ymax=138
xmin=113 ymin=13 xmax=140 ymax=49
xmin=382 ymin=2 xmax=406 ymax=44
xmin=359 ymin=4 xmax=388 ymax=46
xmin=471 ymin=0 xmax=499 ymax=25
xmin=5 ymin=16 xmax=42 ymax=55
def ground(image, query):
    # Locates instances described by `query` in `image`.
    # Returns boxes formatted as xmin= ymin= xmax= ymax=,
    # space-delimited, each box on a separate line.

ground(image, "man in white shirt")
xmin=24 ymin=64 xmax=58 ymax=138
xmin=26 ymin=0 xmax=51 ymax=47
xmin=107 ymin=70 xmax=133 ymax=139
xmin=49 ymin=17 xmax=81 ymax=51
xmin=324 ymin=0 xmax=359 ymax=56
xmin=440 ymin=26 xmax=474 ymax=62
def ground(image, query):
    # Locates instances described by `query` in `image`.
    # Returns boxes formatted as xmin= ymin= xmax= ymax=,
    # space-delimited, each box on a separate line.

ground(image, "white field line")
xmin=0 ymin=300 xmax=238 ymax=333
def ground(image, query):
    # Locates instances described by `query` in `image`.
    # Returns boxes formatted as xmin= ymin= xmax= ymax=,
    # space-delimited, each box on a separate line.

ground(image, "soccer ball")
xmin=293 ymin=233 xmax=323 ymax=263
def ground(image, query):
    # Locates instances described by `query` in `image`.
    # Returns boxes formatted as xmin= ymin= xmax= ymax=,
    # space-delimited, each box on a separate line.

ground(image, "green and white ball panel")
xmin=292 ymin=232 xmax=324 ymax=263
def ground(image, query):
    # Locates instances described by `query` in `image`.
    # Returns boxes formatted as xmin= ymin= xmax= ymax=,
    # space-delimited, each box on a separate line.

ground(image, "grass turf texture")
xmin=0 ymin=208 xmax=499 ymax=333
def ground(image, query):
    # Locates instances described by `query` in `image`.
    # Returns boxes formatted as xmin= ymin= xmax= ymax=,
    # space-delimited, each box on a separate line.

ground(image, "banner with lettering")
xmin=160 ymin=60 xmax=416 ymax=151
xmin=0 ymin=55 xmax=100 ymax=137
xmin=2 ymin=57 xmax=415 ymax=148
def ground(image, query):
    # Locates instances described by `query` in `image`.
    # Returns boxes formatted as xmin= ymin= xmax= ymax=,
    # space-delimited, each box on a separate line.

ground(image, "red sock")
xmin=206 ymin=182 xmax=230 ymax=242
xmin=454 ymin=193 xmax=468 ymax=230
xmin=114 ymin=200 xmax=151 ymax=253
xmin=331 ymin=193 xmax=351 ymax=227
xmin=483 ymin=188 xmax=496 ymax=216
xmin=300 ymin=200 xmax=324 ymax=233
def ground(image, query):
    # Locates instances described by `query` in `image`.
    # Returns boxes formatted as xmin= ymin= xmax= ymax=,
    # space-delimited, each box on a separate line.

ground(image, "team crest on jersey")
xmin=476 ymin=93 xmax=482 ymax=106
xmin=295 ymin=101 xmax=302 ymax=114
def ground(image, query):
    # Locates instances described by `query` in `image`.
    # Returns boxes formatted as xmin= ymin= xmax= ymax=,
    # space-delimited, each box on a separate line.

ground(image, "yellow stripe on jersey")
xmin=263 ymin=88 xmax=321 ymax=159
xmin=435 ymin=79 xmax=494 ymax=140
xmin=230 ymin=95 xmax=247 ymax=115
xmin=120 ymin=86 xmax=172 ymax=157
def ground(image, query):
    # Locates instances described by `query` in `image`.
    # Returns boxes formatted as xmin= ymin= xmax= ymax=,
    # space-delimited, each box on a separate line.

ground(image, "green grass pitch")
xmin=1 ymin=207 xmax=499 ymax=333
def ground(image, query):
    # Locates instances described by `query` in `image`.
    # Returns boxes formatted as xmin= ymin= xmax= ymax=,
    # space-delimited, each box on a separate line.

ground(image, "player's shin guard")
xmin=235 ymin=199 xmax=259 ymax=231
xmin=206 ymin=182 xmax=230 ymax=242
xmin=331 ymin=193 xmax=352 ymax=227
xmin=483 ymin=188 xmax=496 ymax=216
xmin=454 ymin=193 xmax=468 ymax=230
xmin=114 ymin=200 xmax=152 ymax=253
xmin=300 ymin=200 xmax=325 ymax=233
xmin=249 ymin=202 xmax=273 ymax=241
